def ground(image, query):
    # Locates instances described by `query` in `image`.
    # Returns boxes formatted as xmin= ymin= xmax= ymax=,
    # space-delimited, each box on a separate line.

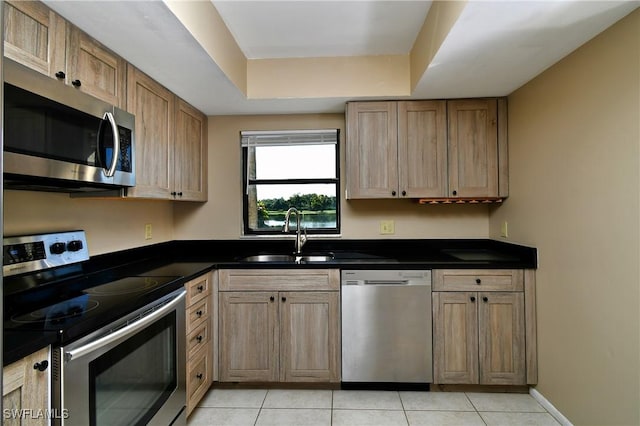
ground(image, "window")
xmin=242 ymin=129 xmax=340 ymax=235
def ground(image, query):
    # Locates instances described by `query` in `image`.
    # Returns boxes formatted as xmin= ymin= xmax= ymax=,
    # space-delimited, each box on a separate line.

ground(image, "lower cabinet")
xmin=2 ymin=346 xmax=50 ymax=426
xmin=218 ymin=269 xmax=340 ymax=383
xmin=185 ymin=272 xmax=214 ymax=417
xmin=432 ymin=269 xmax=537 ymax=386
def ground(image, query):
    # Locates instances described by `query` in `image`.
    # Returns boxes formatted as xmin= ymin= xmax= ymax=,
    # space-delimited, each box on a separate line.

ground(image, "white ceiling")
xmin=213 ymin=1 xmax=433 ymax=58
xmin=44 ymin=1 xmax=638 ymax=116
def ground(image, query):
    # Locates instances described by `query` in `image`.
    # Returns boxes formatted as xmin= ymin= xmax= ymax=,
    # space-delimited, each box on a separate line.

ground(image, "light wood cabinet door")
xmin=175 ymin=99 xmax=208 ymax=201
xmin=433 ymin=290 xmax=526 ymax=386
xmin=447 ymin=99 xmax=499 ymax=198
xmin=219 ymin=291 xmax=279 ymax=382
xmin=3 ymin=0 xmax=66 ymax=78
xmin=433 ymin=292 xmax=479 ymax=384
xmin=2 ymin=346 xmax=50 ymax=426
xmin=66 ymin=26 xmax=126 ymax=108
xmin=279 ymin=291 xmax=340 ymax=382
xmin=478 ymin=292 xmax=526 ymax=385
xmin=346 ymin=101 xmax=398 ymax=198
xmin=126 ymin=66 xmax=175 ymax=199
xmin=186 ymin=344 xmax=213 ymax=416
xmin=398 ymin=100 xmax=448 ymax=198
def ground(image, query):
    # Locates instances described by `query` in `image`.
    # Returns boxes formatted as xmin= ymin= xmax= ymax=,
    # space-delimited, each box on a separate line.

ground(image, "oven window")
xmin=89 ymin=312 xmax=176 ymax=426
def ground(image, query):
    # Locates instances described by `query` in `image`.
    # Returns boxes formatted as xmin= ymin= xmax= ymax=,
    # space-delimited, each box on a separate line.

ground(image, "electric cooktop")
xmin=3 ymin=231 xmax=184 ymax=344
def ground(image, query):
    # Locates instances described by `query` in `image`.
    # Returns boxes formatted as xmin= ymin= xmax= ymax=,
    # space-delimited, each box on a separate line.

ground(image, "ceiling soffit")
xmin=166 ymin=0 xmax=460 ymax=100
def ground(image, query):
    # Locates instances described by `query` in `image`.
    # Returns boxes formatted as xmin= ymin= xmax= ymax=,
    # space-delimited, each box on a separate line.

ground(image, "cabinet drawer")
xmin=187 ymin=320 xmax=211 ymax=360
xmin=187 ymin=297 xmax=209 ymax=334
xmin=433 ymin=269 xmax=523 ymax=292
xmin=187 ymin=345 xmax=212 ymax=416
xmin=219 ymin=269 xmax=339 ymax=291
xmin=186 ymin=273 xmax=211 ymax=306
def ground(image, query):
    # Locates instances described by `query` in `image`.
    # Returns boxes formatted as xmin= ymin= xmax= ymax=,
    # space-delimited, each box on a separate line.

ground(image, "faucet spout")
xmin=283 ymin=207 xmax=307 ymax=255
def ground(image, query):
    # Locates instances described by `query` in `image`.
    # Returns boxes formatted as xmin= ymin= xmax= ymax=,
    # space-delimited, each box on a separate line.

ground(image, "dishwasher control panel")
xmin=341 ymin=270 xmax=431 ymax=286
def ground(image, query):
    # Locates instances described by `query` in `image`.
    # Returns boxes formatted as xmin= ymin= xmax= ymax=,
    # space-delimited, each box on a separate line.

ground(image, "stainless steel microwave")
xmin=3 ymin=59 xmax=135 ymax=192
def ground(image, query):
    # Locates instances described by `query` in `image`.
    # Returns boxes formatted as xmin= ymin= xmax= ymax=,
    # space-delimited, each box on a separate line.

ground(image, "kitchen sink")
xmin=240 ymin=254 xmax=295 ymax=262
xmin=239 ymin=253 xmax=335 ymax=263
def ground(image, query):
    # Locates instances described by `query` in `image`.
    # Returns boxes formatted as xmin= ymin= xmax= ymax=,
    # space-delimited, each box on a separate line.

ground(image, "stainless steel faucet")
xmin=283 ymin=207 xmax=307 ymax=255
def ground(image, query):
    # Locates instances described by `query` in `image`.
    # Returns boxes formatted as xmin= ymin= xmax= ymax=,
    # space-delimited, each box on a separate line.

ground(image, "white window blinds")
xmin=241 ymin=129 xmax=338 ymax=147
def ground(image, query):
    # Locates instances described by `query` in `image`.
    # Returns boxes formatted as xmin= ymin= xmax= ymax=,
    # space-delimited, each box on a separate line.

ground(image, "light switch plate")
xmin=144 ymin=223 xmax=153 ymax=240
xmin=501 ymin=221 xmax=509 ymax=238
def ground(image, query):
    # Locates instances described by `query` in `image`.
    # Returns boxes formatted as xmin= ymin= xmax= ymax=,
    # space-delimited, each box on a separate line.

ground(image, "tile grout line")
xmin=252 ymin=388 xmax=268 ymax=426
xmin=464 ymin=392 xmax=489 ymax=426
xmin=397 ymin=390 xmax=411 ymax=426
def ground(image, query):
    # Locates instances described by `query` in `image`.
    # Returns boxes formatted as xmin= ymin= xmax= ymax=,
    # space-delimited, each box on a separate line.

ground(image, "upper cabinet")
xmin=175 ymin=99 xmax=208 ymax=202
xmin=3 ymin=0 xmax=66 ymax=78
xmin=126 ymin=66 xmax=175 ymax=199
xmin=398 ymin=101 xmax=448 ymax=198
xmin=345 ymin=101 xmax=399 ymax=198
xmin=126 ymin=66 xmax=208 ymax=201
xmin=3 ymin=1 xmax=126 ymax=108
xmin=66 ymin=26 xmax=127 ymax=108
xmin=346 ymin=98 xmax=508 ymax=201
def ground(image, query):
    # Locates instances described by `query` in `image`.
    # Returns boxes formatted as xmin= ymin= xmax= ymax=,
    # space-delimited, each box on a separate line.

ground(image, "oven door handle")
xmin=65 ymin=290 xmax=186 ymax=362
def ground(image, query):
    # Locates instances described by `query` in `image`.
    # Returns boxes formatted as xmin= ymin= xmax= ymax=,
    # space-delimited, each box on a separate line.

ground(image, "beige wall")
xmin=489 ymin=9 xmax=640 ymax=425
xmin=3 ymin=190 xmax=174 ymax=256
xmin=173 ymin=113 xmax=490 ymax=240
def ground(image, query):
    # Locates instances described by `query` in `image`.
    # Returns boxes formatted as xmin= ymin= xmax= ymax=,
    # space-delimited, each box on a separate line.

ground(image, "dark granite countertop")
xmin=4 ymin=238 xmax=535 ymax=365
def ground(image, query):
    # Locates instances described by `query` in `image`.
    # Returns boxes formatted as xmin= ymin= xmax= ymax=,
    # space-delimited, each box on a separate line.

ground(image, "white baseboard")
xmin=530 ymin=388 xmax=573 ymax=426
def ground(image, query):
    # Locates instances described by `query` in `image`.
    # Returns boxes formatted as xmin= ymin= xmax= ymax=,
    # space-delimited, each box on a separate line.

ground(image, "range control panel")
xmin=3 ymin=231 xmax=89 ymax=276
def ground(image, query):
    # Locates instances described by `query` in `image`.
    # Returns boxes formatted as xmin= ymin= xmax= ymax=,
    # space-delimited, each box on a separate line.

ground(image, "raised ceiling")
xmin=44 ymin=1 xmax=638 ymax=115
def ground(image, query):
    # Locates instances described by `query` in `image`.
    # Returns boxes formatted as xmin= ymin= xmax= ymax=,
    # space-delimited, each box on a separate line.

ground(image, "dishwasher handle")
xmin=342 ymin=279 xmax=429 ymax=286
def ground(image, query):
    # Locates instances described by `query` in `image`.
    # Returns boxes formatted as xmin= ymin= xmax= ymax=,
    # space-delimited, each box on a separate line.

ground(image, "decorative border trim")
xmin=530 ymin=388 xmax=574 ymax=426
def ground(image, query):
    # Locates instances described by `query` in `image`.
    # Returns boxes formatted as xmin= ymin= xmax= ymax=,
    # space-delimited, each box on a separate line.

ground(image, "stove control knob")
xmin=67 ymin=240 xmax=84 ymax=252
xmin=50 ymin=242 xmax=66 ymax=255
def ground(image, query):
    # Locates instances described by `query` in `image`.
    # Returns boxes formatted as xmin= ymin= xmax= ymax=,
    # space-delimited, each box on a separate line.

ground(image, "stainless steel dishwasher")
xmin=341 ymin=270 xmax=432 ymax=383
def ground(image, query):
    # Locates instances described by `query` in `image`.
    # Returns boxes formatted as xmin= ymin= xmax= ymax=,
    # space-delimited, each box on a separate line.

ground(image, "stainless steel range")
xmin=3 ymin=231 xmax=186 ymax=425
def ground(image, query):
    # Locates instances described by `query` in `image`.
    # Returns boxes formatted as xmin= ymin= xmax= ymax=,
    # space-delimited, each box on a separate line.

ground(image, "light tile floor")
xmin=188 ymin=388 xmax=561 ymax=426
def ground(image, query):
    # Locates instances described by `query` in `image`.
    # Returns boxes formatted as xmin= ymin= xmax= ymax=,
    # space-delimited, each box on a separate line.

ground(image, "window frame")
xmin=241 ymin=129 xmax=341 ymax=236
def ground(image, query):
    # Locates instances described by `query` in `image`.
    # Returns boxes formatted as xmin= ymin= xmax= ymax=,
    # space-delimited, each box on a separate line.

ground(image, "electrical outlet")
xmin=144 ymin=224 xmax=153 ymax=240
xmin=501 ymin=221 xmax=509 ymax=238
xmin=380 ymin=220 xmax=395 ymax=235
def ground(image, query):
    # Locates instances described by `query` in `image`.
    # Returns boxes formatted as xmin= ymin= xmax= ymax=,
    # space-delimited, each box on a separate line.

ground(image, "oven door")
xmin=54 ymin=289 xmax=186 ymax=426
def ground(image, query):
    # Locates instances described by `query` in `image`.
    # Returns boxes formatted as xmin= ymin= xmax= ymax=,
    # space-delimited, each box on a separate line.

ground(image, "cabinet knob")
xmin=196 ymin=310 xmax=203 ymax=317
xmin=177 ymin=192 xmax=183 ymax=197
xmin=483 ymin=296 xmax=489 ymax=302
xmin=71 ymin=79 xmax=82 ymax=87
xmin=470 ymin=296 xmax=476 ymax=302
xmin=401 ymin=190 xmax=407 ymax=196
xmin=33 ymin=361 xmax=49 ymax=372
xmin=476 ymin=278 xmax=482 ymax=285
xmin=196 ymin=335 xmax=203 ymax=343
xmin=391 ymin=191 xmax=396 ymax=196
xmin=281 ymin=296 xmax=287 ymax=302
xmin=452 ymin=190 xmax=458 ymax=196
xmin=197 ymin=285 xmax=204 ymax=293
xmin=196 ymin=373 xmax=203 ymax=380
xmin=270 ymin=296 xmax=275 ymax=302
xmin=55 ymin=71 xmax=66 ymax=79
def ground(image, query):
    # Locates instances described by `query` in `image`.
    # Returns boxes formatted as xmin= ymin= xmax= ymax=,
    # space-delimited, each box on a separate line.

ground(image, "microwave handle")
xmin=101 ymin=112 xmax=120 ymax=177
